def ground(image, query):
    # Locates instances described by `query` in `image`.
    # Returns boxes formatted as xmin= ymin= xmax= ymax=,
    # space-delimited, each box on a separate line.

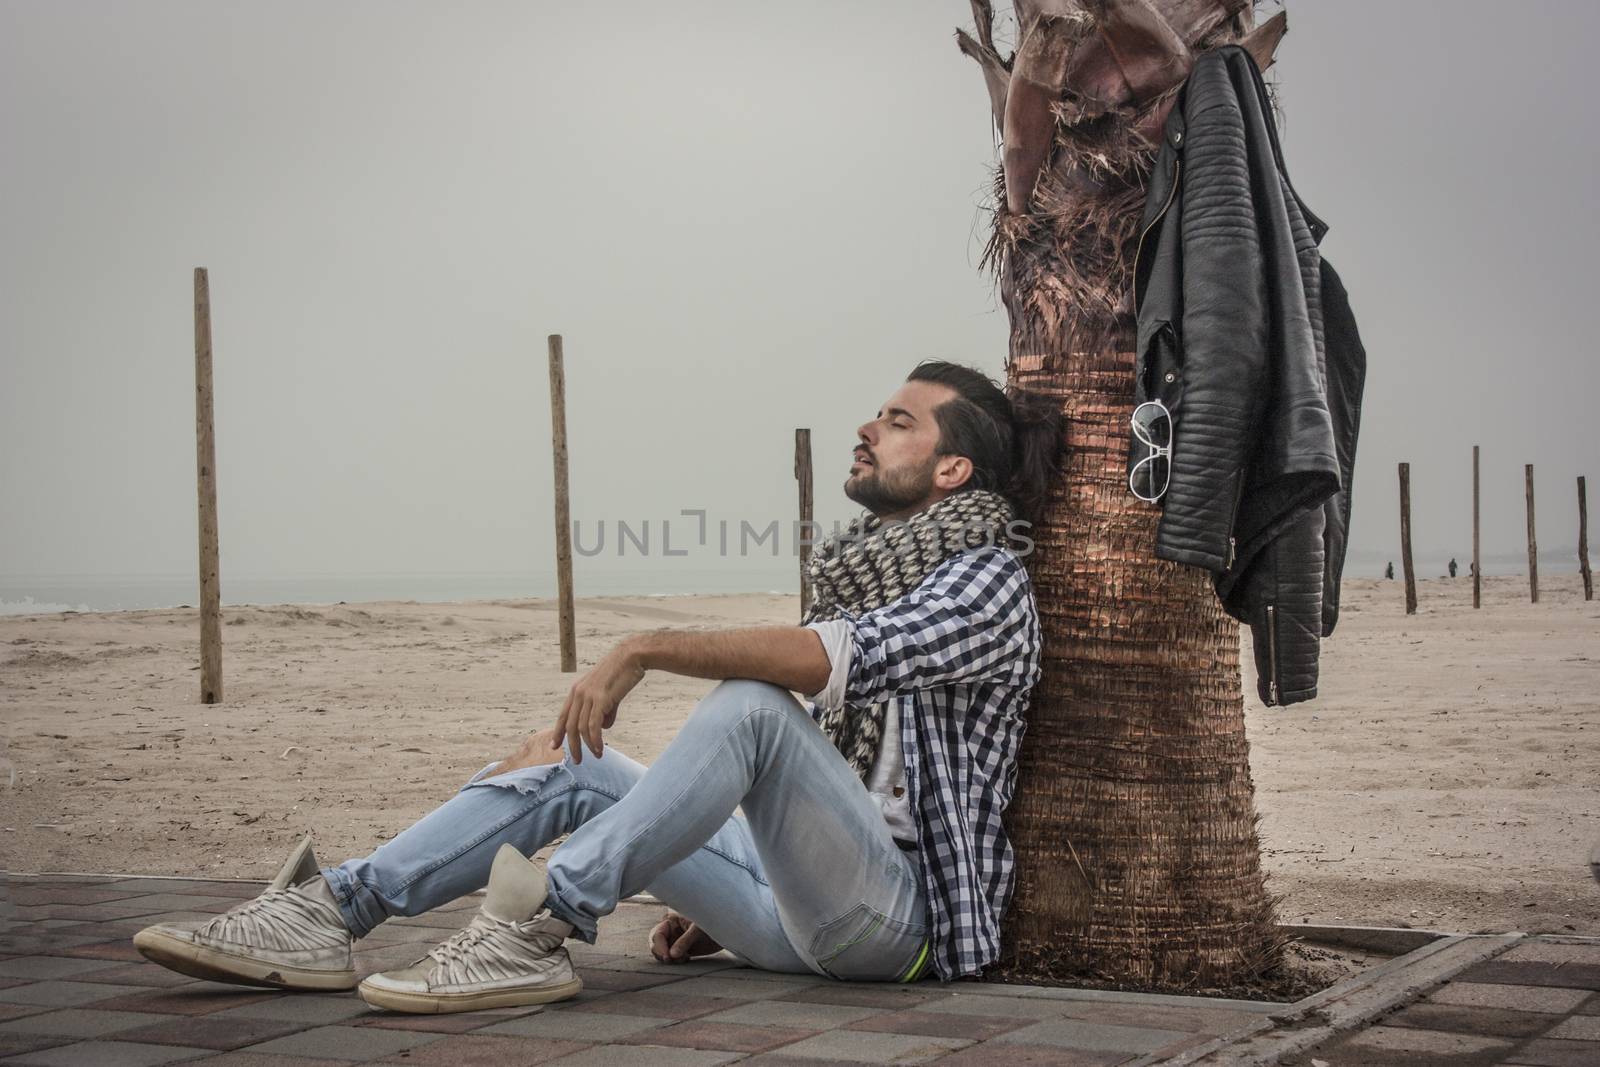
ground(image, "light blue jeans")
xmin=321 ymin=679 xmax=932 ymax=981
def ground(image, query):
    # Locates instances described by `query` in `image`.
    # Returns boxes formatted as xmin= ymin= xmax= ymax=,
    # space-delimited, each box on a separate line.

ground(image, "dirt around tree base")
xmin=980 ymin=940 xmax=1383 ymax=1003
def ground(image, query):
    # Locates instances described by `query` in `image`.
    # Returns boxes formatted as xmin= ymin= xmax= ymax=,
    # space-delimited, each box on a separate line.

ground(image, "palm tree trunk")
xmin=960 ymin=0 xmax=1287 ymax=990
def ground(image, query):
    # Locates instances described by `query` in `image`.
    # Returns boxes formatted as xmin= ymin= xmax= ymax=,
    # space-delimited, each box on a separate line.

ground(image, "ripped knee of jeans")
xmin=462 ymin=756 xmax=569 ymax=797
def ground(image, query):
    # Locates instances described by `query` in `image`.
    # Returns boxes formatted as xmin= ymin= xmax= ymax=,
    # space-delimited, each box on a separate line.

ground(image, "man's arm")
xmin=551 ymin=625 xmax=832 ymax=762
xmin=630 ymin=626 xmax=832 ymax=696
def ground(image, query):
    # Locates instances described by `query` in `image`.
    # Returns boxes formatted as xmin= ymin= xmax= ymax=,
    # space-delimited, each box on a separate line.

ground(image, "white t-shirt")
xmin=803 ymin=619 xmax=915 ymax=843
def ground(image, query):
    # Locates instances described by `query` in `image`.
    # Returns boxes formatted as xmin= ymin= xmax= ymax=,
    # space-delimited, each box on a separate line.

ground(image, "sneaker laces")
xmin=196 ymin=884 xmax=347 ymax=951
xmin=423 ymin=912 xmax=565 ymax=986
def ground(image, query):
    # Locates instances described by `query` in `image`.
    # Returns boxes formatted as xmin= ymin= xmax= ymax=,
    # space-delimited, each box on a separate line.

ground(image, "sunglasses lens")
xmin=1130 ymin=455 xmax=1170 ymax=500
xmin=1131 ymin=403 xmax=1171 ymax=448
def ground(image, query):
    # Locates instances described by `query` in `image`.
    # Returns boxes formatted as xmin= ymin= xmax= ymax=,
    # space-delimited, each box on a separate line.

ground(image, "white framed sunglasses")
xmin=1129 ymin=399 xmax=1171 ymax=502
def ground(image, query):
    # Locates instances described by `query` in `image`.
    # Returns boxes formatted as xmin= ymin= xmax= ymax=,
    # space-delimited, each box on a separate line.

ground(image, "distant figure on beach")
xmin=1385 ymin=562 xmax=1395 ymax=580
xmin=133 ymin=362 xmax=1063 ymax=1012
xmin=1448 ymin=558 xmax=1458 ymax=578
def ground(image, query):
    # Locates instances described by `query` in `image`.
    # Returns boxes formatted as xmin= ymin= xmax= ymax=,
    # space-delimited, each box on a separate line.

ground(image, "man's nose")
xmin=856 ymin=423 xmax=876 ymax=446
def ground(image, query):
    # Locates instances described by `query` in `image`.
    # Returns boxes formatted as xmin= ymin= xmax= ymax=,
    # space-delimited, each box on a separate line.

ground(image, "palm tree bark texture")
xmin=957 ymin=1 xmax=1292 ymax=990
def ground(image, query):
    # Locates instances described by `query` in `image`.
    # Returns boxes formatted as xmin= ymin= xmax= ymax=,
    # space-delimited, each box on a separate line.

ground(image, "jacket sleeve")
xmin=1155 ymin=56 xmax=1270 ymax=572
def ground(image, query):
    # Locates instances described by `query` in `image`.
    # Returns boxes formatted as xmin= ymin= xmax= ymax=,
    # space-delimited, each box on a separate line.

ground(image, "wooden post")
xmin=795 ymin=429 xmax=814 ymax=620
xmin=1525 ymin=464 xmax=1539 ymax=604
xmin=193 ymin=268 xmax=223 ymax=704
xmin=1472 ymin=445 xmax=1481 ymax=610
xmin=1579 ymin=476 xmax=1592 ymax=602
xmin=548 ymin=335 xmax=576 ymax=672
xmin=1398 ymin=462 xmax=1417 ymax=615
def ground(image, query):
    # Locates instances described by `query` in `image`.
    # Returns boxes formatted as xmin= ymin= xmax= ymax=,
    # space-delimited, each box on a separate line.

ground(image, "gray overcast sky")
xmin=2 ymin=1 xmax=1596 ymax=596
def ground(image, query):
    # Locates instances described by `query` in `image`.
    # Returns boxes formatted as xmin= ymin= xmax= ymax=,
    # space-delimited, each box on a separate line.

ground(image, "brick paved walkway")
xmin=1282 ymin=938 xmax=1600 ymax=1067
xmin=2 ymin=873 xmax=1595 ymax=1065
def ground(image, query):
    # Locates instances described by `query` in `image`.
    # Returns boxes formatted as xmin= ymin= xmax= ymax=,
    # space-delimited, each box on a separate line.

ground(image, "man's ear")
xmin=935 ymin=455 xmax=975 ymax=492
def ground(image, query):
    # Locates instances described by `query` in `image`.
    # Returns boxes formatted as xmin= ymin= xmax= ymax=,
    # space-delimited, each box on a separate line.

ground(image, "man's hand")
xmin=551 ymin=639 xmax=645 ymax=763
xmin=649 ymin=910 xmax=722 ymax=963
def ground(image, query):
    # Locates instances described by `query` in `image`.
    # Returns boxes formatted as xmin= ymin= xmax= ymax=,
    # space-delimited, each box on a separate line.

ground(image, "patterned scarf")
xmin=803 ymin=488 xmax=1017 ymax=778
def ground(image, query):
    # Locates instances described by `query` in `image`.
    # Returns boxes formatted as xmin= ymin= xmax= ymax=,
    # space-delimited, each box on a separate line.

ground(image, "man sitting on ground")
xmin=134 ymin=360 xmax=1062 ymax=1012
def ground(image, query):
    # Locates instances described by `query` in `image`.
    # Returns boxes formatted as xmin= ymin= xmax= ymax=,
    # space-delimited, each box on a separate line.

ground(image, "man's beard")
xmin=844 ymin=455 xmax=937 ymax=516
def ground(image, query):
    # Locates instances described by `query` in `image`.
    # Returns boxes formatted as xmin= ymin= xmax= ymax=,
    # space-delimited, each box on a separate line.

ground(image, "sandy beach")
xmin=3 ymin=574 xmax=1596 ymax=937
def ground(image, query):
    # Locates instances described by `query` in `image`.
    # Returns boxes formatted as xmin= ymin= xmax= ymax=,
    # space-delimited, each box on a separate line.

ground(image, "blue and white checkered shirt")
xmin=803 ymin=544 xmax=1041 ymax=980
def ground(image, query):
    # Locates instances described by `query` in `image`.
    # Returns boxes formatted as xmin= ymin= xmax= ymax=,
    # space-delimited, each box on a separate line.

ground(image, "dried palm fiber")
xmin=959 ymin=0 xmax=1292 ymax=989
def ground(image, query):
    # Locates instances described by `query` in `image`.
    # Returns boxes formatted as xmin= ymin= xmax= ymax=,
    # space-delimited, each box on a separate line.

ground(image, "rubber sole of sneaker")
xmin=357 ymin=975 xmax=583 ymax=1014
xmin=132 ymin=928 xmax=357 ymax=991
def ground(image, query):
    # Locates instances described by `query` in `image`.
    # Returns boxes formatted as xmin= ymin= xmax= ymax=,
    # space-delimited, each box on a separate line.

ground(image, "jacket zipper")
xmin=1264 ymin=604 xmax=1280 ymax=705
xmin=1133 ymin=158 xmax=1182 ymax=314
xmin=1223 ymin=471 xmax=1245 ymax=572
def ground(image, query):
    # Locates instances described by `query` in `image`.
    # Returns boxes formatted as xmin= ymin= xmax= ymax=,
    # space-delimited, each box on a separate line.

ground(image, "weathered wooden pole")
xmin=1525 ymin=464 xmax=1539 ymax=604
xmin=193 ymin=268 xmax=223 ymax=704
xmin=1399 ymin=462 xmax=1417 ymax=615
xmin=548 ymin=335 xmax=576 ymax=672
xmin=1472 ymin=445 xmax=1481 ymax=609
xmin=794 ymin=428 xmax=814 ymax=620
xmin=1578 ymin=476 xmax=1592 ymax=602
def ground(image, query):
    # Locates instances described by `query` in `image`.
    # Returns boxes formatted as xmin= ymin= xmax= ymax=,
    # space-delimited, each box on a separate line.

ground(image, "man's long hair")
xmin=906 ymin=360 xmax=1065 ymax=526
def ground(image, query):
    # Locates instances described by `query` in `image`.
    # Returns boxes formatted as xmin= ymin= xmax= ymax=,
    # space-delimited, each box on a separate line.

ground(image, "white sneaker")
xmin=132 ymin=835 xmax=356 ymax=990
xmin=358 ymin=843 xmax=582 ymax=1014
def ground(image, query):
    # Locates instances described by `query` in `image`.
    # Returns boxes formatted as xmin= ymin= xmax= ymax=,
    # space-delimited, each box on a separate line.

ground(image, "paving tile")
xmin=912 ymin=993 xmax=1070 ymax=1020
xmin=0 ymin=1007 xmax=170 ymax=1037
xmin=3 ymin=1039 xmax=213 ymax=1066
xmin=208 ymin=995 xmax=372 ymax=1024
xmin=117 ymin=1015 xmax=306 ymax=1050
xmin=92 ymin=986 xmax=286 ymax=1016
xmin=24 ymin=900 xmax=190 ymax=922
xmin=663 ymin=976 xmax=826 ymax=1002
xmin=0 ymin=934 xmax=104 ymax=954
xmin=994 ymin=1018 xmax=1191 ymax=1053
xmin=1338 ymin=1023 xmax=1514 ymax=1057
xmin=784 ymin=984 xmax=941 ymax=1010
xmin=243 ymin=1024 xmax=442 ymax=1061
xmin=1500 ymin=942 xmax=1600 ymax=966
xmin=0 ymin=1003 xmax=51 ymax=1022
xmin=372 ymin=1034 xmax=591 ymax=1064
xmin=541 ymin=1045 xmax=743 ymax=1067
xmin=1576 ymin=993 xmax=1600 ymax=1016
xmin=0 ymin=1034 xmax=72 ymax=1059
xmin=927 ymin=1045 xmax=1129 ymax=1066
xmin=575 ymin=967 xmax=682 ymax=992
xmin=128 ymin=911 xmax=226 ymax=927
xmin=76 ymin=963 xmax=201 ymax=987
xmin=1428 ymin=980 xmax=1593 ymax=1014
xmin=353 ymin=1010 xmax=508 ymax=1034
xmin=176 ymin=1054 xmax=364 ymax=1067
xmin=0 ymin=979 xmax=147 ymax=1006
xmin=702 ymin=998 xmax=882 ymax=1029
xmin=1502 ymin=1037 xmax=1600 ymax=1066
xmin=754 ymin=1028 xmax=970 ymax=1063
xmin=848 ymin=1007 xmax=1037 ymax=1041
xmin=559 ymin=990 xmax=740 ymax=1021
xmin=618 ymin=1020 xmax=818 ymax=1053
xmin=53 ymin=938 xmax=151 ymax=962
xmin=94 ymin=880 xmax=265 ymax=898
xmin=1005 ymin=985 xmax=1279 ymax=1014
xmin=1546 ymin=1014 xmax=1600 ymax=1040
xmin=3 ymin=886 xmax=145 ymax=907
xmin=0 ymin=956 xmax=125 ymax=980
xmin=1453 ymin=960 xmax=1600 ymax=991
xmin=1384 ymin=1000 xmax=1557 ymax=1039
xmin=476 ymin=1009 xmax=671 ymax=1041
xmin=585 ymin=956 xmax=743 ymax=978
xmin=46 ymin=920 xmax=155 ymax=942
xmin=1050 ymin=1000 xmax=1261 ymax=1035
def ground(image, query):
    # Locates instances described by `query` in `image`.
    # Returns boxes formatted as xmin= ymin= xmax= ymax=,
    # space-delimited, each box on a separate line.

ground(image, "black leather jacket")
xmin=1130 ymin=46 xmax=1367 ymax=706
